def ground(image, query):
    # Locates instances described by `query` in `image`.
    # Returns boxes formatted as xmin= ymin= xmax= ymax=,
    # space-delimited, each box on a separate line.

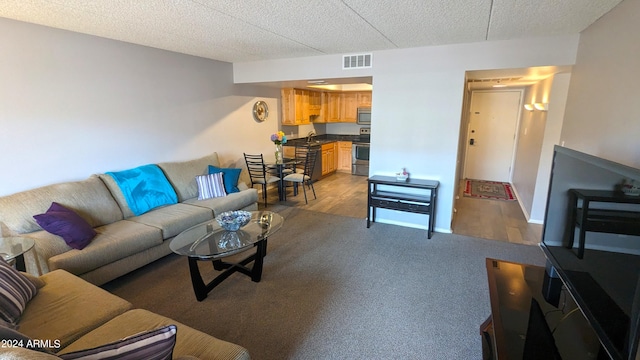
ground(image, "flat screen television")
xmin=541 ymin=146 xmax=640 ymax=360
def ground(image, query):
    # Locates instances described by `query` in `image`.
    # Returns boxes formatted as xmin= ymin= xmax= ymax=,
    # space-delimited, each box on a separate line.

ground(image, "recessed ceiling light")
xmin=307 ymin=83 xmax=372 ymax=91
xmin=307 ymin=80 xmax=327 ymax=84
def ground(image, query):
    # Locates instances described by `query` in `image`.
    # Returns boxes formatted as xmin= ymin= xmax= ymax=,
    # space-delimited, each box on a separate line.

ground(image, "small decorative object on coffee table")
xmin=170 ymin=211 xmax=284 ymax=301
xmin=216 ymin=210 xmax=252 ymax=231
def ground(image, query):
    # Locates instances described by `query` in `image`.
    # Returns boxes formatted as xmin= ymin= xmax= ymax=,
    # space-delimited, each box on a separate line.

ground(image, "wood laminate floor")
xmin=258 ymin=172 xmax=541 ymax=245
xmin=452 ymin=180 xmax=542 ymax=245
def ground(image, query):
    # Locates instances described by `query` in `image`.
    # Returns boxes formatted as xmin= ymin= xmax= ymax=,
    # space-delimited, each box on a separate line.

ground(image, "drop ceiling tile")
xmin=487 ymin=0 xmax=624 ymax=40
xmin=0 ymin=0 xmax=626 ymax=62
xmin=343 ymin=0 xmax=493 ymax=46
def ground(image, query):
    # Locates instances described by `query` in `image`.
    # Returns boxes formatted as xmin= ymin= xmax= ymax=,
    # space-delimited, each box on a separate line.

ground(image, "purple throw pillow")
xmin=33 ymin=202 xmax=97 ymax=250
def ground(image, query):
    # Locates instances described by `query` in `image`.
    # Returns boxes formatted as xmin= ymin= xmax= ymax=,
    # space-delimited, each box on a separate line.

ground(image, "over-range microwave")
xmin=357 ymin=107 xmax=371 ymax=125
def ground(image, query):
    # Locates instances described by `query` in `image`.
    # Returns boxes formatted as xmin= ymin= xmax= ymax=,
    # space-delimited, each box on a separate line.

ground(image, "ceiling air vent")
xmin=342 ymin=53 xmax=372 ymax=70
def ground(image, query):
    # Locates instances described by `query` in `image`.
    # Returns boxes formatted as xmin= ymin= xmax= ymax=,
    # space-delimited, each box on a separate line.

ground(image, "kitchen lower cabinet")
xmin=321 ymin=142 xmax=337 ymax=176
xmin=283 ymin=145 xmax=296 ymax=159
xmin=337 ymin=141 xmax=352 ymax=172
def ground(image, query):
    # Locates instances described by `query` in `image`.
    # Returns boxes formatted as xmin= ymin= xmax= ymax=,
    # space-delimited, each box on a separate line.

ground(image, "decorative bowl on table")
xmin=215 ymin=210 xmax=252 ymax=231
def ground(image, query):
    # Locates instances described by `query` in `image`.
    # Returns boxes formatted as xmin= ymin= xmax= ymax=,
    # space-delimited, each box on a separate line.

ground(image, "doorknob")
xmin=470 ymin=138 xmax=475 ymax=145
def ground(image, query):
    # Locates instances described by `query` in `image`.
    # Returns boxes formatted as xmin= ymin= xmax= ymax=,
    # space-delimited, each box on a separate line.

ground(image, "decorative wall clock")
xmin=253 ymin=101 xmax=269 ymax=122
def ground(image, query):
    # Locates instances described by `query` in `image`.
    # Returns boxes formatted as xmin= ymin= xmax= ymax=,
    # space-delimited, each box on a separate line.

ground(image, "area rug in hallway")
xmin=464 ymin=179 xmax=516 ymax=201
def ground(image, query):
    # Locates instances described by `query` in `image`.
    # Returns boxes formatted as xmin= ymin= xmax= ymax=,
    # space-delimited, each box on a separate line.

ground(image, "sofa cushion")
xmin=0 ymin=258 xmax=37 ymax=324
xmin=126 ymin=203 xmax=213 ymax=239
xmin=208 ymin=165 xmax=242 ymax=194
xmin=33 ymin=202 xmax=97 ymax=250
xmin=196 ymin=173 xmax=227 ymax=200
xmin=59 ymin=324 xmax=177 ymax=360
xmin=157 ymin=153 xmax=221 ymax=202
xmin=0 ymin=176 xmax=123 ymax=235
xmin=18 ymin=270 xmax=132 ymax=351
xmin=184 ymin=189 xmax=259 ymax=216
xmin=60 ymin=309 xmax=250 ymax=360
xmin=105 ymin=164 xmax=178 ymax=217
xmin=47 ymin=220 xmax=163 ymax=276
xmin=0 ymin=324 xmax=55 ymax=353
xmin=2 ymin=346 xmax=62 ymax=359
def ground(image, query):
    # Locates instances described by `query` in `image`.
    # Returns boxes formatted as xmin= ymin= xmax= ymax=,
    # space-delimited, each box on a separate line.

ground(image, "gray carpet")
xmin=103 ymin=207 xmax=546 ymax=360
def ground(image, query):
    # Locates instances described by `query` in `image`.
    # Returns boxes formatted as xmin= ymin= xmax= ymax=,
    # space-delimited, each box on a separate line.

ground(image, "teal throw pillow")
xmin=208 ymin=165 xmax=241 ymax=194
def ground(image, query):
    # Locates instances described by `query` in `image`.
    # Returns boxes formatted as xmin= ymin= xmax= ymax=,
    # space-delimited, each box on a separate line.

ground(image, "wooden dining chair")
xmin=243 ymin=153 xmax=281 ymax=207
xmin=282 ymin=147 xmax=318 ymax=204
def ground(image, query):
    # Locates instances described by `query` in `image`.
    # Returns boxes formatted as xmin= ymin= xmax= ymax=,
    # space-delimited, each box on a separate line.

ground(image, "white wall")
xmin=234 ymin=35 xmax=580 ymax=232
xmin=561 ymin=0 xmax=640 ymax=168
xmin=530 ymin=73 xmax=571 ymax=222
xmin=512 ymin=79 xmax=552 ymax=220
xmin=0 ymin=18 xmax=280 ymax=196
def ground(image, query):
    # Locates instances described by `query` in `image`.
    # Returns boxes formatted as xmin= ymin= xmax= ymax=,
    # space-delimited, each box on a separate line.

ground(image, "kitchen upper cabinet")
xmin=321 ymin=142 xmax=337 ymax=176
xmin=325 ymin=92 xmax=342 ymax=123
xmin=284 ymin=89 xmax=371 ymax=124
xmin=308 ymin=91 xmax=322 ymax=117
xmin=337 ymin=141 xmax=352 ymax=172
xmin=357 ymin=92 xmax=372 ymax=107
xmin=341 ymin=92 xmax=358 ymax=123
xmin=281 ymin=88 xmax=310 ymax=125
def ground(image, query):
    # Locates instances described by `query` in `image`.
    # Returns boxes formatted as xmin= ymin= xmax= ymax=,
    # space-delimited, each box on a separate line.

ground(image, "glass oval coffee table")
xmin=170 ymin=211 xmax=283 ymax=301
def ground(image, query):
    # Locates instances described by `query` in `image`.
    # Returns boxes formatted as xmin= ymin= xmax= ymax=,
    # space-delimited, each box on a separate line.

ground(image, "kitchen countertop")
xmin=285 ymin=134 xmax=369 ymax=147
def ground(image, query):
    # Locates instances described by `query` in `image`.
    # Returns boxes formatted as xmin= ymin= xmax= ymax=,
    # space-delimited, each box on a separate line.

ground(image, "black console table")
xmin=367 ymin=175 xmax=438 ymax=238
xmin=566 ymin=189 xmax=640 ymax=259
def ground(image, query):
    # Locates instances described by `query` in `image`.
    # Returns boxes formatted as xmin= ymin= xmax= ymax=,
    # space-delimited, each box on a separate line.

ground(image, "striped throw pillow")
xmin=196 ymin=172 xmax=227 ymax=200
xmin=59 ymin=325 xmax=177 ymax=360
xmin=0 ymin=258 xmax=37 ymax=325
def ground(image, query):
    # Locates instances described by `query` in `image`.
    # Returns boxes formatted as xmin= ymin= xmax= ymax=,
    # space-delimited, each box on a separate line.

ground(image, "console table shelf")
xmin=566 ymin=189 xmax=640 ymax=259
xmin=367 ymin=175 xmax=438 ymax=238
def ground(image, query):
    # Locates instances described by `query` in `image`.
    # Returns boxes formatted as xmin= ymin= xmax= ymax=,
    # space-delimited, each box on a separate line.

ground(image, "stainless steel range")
xmin=352 ymin=128 xmax=370 ymax=176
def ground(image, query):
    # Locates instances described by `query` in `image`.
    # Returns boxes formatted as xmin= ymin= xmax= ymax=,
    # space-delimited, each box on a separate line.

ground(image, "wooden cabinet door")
xmin=326 ymin=92 xmax=342 ymax=122
xmin=341 ymin=92 xmax=358 ymax=123
xmin=308 ymin=91 xmax=322 ymax=117
xmin=357 ymin=92 xmax=372 ymax=107
xmin=294 ymin=89 xmax=310 ymax=124
xmin=321 ymin=143 xmax=338 ymax=175
xmin=282 ymin=88 xmax=311 ymax=125
xmin=281 ymin=88 xmax=296 ymax=125
xmin=283 ymin=146 xmax=296 ymax=159
xmin=321 ymin=149 xmax=329 ymax=175
xmin=337 ymin=141 xmax=352 ymax=171
xmin=328 ymin=146 xmax=336 ymax=172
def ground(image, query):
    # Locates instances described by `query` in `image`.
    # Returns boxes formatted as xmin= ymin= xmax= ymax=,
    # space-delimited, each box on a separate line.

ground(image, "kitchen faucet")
xmin=306 ymin=130 xmax=316 ymax=143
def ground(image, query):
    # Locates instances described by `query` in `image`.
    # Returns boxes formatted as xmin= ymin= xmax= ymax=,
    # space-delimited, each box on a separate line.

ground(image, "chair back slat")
xmin=293 ymin=146 xmax=317 ymax=178
xmin=243 ymin=153 xmax=267 ymax=182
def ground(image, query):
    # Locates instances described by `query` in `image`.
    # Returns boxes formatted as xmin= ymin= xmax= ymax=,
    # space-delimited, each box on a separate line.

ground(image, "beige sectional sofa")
xmin=2 ymin=268 xmax=250 ymax=359
xmin=0 ymin=152 xmax=258 ymax=285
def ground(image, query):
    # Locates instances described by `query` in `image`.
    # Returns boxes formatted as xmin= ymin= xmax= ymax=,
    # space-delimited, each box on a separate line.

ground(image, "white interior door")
xmin=464 ymin=91 xmax=521 ymax=182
